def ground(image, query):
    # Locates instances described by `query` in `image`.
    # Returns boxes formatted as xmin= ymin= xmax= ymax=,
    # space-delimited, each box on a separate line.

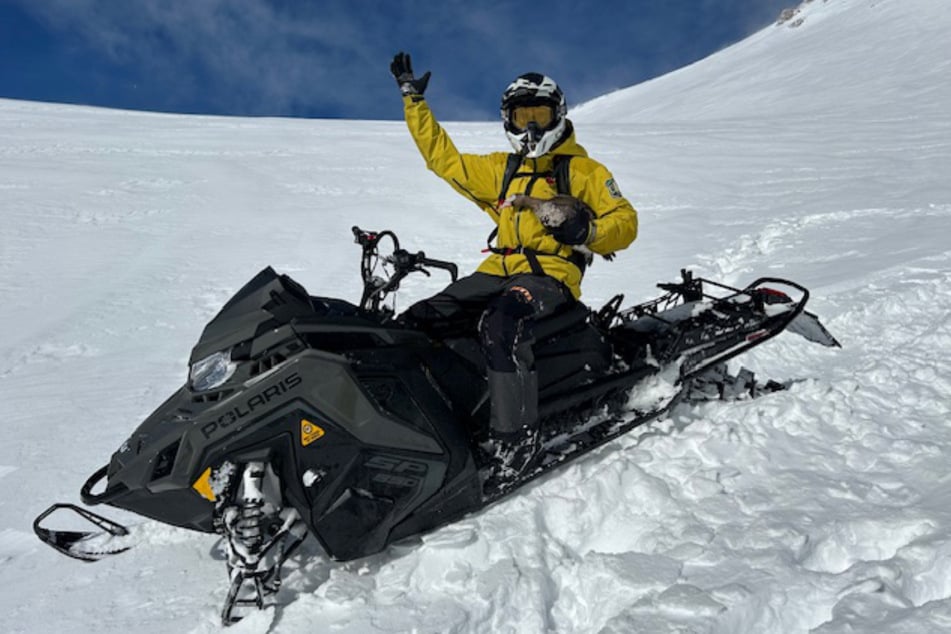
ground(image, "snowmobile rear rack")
xmin=614 ymin=271 xmax=837 ymax=381
xmin=619 ymin=271 xmax=809 ymax=324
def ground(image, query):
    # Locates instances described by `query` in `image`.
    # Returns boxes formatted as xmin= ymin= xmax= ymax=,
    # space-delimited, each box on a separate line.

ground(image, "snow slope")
xmin=2 ymin=0 xmax=950 ymax=631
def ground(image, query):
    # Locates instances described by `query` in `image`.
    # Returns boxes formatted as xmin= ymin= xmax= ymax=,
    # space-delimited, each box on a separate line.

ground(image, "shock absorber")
xmin=215 ymin=461 xmax=307 ymax=625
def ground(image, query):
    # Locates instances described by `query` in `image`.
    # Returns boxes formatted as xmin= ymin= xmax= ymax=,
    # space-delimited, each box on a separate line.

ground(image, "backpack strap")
xmin=555 ymin=155 xmax=616 ymax=263
xmin=551 ymin=155 xmax=600 ymax=269
xmin=553 ymin=155 xmax=572 ymax=196
xmin=486 ymin=152 xmax=525 ymax=256
xmin=497 ymin=152 xmax=573 ymax=202
xmin=496 ymin=152 xmax=524 ymax=206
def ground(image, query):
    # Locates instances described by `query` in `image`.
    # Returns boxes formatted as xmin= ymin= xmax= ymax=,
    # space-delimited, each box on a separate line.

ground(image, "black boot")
xmin=483 ymin=369 xmax=540 ymax=492
xmin=487 ymin=367 xmax=538 ymax=433
xmin=486 ymin=426 xmax=540 ymax=485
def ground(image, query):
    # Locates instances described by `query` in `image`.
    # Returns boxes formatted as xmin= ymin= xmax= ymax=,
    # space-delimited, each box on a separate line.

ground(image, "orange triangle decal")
xmin=301 ymin=419 xmax=325 ymax=447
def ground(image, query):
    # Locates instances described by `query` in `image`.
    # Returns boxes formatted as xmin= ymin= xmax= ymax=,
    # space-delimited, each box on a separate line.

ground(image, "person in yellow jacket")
xmin=390 ymin=52 xmax=637 ymax=484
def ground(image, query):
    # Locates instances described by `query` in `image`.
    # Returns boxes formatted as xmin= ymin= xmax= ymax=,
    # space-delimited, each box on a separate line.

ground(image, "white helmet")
xmin=500 ymin=73 xmax=568 ymax=158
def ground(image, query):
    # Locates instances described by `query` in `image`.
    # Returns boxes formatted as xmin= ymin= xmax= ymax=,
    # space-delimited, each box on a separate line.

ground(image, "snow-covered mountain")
xmin=2 ymin=0 xmax=949 ymax=632
xmin=573 ymin=0 xmax=951 ymax=124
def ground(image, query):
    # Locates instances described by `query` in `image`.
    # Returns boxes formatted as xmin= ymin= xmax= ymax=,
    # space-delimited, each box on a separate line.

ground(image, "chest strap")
xmin=482 ymin=244 xmax=588 ymax=277
xmin=496 ymin=154 xmax=572 ymax=205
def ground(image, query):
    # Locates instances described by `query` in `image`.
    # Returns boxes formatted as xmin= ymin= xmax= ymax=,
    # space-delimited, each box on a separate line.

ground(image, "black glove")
xmin=545 ymin=198 xmax=594 ymax=246
xmin=390 ymin=52 xmax=431 ymax=97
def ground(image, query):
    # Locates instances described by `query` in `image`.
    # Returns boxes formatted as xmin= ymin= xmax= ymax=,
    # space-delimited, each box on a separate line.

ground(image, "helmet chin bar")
xmin=506 ymin=117 xmax=567 ymax=158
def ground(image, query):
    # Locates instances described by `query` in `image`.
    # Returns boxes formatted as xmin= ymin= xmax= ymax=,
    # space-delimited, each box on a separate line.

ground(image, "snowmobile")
xmin=34 ymin=226 xmax=839 ymax=624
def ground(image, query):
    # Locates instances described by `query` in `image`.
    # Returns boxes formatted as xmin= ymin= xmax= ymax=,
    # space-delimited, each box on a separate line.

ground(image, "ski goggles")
xmin=510 ymin=104 xmax=556 ymax=131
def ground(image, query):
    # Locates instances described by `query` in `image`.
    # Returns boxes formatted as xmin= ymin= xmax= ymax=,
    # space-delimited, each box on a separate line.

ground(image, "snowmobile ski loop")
xmin=80 ymin=464 xmax=128 ymax=505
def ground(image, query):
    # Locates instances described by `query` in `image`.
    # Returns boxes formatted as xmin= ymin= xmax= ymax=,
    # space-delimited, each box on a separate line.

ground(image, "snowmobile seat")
xmin=439 ymin=301 xmax=598 ymax=387
xmin=623 ymin=301 xmax=703 ymax=335
xmin=534 ymin=302 xmax=612 ymax=397
xmin=533 ymin=301 xmax=591 ymax=343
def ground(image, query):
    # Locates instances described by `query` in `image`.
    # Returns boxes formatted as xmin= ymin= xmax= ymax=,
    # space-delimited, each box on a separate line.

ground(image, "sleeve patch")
xmin=605 ymin=178 xmax=623 ymax=199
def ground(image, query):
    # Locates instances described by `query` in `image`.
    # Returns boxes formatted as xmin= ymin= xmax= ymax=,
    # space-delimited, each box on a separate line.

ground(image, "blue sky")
xmin=1 ymin=0 xmax=796 ymax=121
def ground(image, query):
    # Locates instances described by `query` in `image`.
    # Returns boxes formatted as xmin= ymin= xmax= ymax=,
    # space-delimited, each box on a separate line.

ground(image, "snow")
xmin=2 ymin=0 xmax=951 ymax=631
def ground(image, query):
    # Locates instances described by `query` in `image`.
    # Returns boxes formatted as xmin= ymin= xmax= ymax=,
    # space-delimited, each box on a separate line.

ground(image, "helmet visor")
xmin=510 ymin=104 xmax=555 ymax=131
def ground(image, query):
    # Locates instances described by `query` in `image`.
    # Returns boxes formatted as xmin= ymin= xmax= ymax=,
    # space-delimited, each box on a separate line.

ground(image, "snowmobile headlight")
xmin=190 ymin=351 xmax=237 ymax=392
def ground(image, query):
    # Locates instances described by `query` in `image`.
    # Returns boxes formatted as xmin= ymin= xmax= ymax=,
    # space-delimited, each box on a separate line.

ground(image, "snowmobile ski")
xmin=33 ymin=503 xmax=131 ymax=562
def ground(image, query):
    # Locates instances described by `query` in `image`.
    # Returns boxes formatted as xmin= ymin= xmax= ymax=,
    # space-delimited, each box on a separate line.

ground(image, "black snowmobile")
xmin=34 ymin=226 xmax=839 ymax=624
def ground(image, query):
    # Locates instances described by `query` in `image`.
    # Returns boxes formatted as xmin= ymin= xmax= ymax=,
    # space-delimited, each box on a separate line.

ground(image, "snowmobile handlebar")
xmin=352 ymin=226 xmax=458 ymax=313
xmin=386 ymin=248 xmax=459 ymax=281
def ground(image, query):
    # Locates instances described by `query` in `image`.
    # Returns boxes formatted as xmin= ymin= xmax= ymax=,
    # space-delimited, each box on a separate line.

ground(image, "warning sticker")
xmin=301 ymin=419 xmax=326 ymax=446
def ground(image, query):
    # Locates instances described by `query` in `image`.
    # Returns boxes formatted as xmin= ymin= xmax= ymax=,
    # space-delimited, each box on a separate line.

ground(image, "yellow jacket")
xmin=402 ymin=96 xmax=637 ymax=299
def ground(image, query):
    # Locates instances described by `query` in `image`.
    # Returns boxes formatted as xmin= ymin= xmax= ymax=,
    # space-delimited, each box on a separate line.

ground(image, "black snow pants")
xmin=402 ymin=272 xmax=573 ymax=435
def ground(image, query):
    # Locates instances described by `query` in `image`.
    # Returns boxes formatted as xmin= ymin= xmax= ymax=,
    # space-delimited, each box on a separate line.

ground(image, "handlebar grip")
xmin=420 ymin=257 xmax=458 ymax=281
xmin=352 ymin=225 xmax=369 ymax=246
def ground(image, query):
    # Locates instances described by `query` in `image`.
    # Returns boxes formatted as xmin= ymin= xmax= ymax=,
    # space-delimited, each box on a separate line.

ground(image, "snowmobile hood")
xmin=189 ymin=267 xmax=313 ymax=363
xmin=190 ymin=267 xmax=316 ymax=363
